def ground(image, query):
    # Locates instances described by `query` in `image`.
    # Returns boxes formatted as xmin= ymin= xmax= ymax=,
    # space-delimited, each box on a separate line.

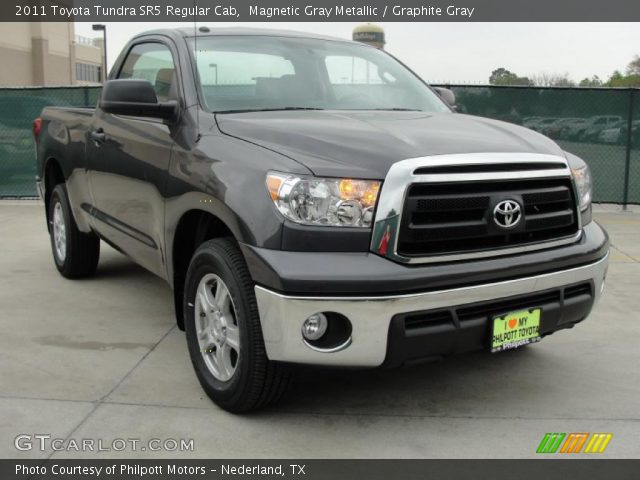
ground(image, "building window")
xmin=75 ymin=63 xmax=102 ymax=82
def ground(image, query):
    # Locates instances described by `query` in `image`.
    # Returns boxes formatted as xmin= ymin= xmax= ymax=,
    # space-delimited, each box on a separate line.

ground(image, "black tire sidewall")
xmin=183 ymin=241 xmax=257 ymax=406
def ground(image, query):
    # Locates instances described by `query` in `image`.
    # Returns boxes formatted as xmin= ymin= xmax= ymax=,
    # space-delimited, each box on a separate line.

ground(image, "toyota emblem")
xmin=493 ymin=200 xmax=522 ymax=229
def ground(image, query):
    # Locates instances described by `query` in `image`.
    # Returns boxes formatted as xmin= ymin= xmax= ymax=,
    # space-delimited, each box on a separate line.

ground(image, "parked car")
xmin=558 ymin=118 xmax=589 ymax=140
xmin=599 ymin=126 xmax=624 ymax=144
xmin=560 ymin=116 xmax=621 ymax=142
xmin=599 ymin=120 xmax=640 ymax=145
xmin=34 ymin=28 xmax=609 ymax=412
xmin=580 ymin=116 xmax=624 ymax=142
xmin=544 ymin=118 xmax=584 ymax=139
xmin=522 ymin=116 xmax=543 ymax=129
xmin=529 ymin=117 xmax=560 ymax=133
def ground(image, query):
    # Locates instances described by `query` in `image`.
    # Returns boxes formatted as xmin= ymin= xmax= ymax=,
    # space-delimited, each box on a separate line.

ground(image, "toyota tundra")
xmin=34 ymin=28 xmax=609 ymax=412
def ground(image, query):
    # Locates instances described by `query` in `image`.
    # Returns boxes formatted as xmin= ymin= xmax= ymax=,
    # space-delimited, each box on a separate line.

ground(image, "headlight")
xmin=266 ymin=173 xmax=381 ymax=227
xmin=572 ymin=164 xmax=592 ymax=211
xmin=566 ymin=153 xmax=592 ymax=212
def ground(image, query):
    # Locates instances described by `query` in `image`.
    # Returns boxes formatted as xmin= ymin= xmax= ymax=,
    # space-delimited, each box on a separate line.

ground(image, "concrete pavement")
xmin=1 ymin=201 xmax=639 ymax=459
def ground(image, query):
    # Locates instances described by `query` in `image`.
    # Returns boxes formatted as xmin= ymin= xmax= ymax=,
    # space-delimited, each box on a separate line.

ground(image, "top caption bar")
xmin=3 ymin=0 xmax=640 ymax=22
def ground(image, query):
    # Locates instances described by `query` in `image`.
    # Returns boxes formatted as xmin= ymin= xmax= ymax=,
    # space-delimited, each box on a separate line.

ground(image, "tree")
xmin=489 ymin=53 xmax=640 ymax=89
xmin=579 ymin=76 xmax=603 ymax=87
xmin=606 ymin=68 xmax=640 ymax=87
xmin=489 ymin=68 xmax=533 ymax=86
xmin=532 ymin=72 xmax=576 ymax=87
xmin=626 ymin=55 xmax=640 ymax=76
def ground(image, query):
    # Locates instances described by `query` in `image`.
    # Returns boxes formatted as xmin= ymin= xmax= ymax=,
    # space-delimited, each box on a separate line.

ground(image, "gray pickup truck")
xmin=34 ymin=27 xmax=609 ymax=412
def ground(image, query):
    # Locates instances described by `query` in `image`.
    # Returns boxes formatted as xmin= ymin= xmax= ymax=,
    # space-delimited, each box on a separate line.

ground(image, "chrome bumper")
xmin=254 ymin=253 xmax=609 ymax=367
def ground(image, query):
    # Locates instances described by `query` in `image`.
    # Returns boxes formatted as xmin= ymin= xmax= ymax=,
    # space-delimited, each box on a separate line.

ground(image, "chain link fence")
xmin=0 ymin=85 xmax=638 ymax=204
xmin=436 ymin=85 xmax=639 ymax=205
xmin=0 ymin=86 xmax=101 ymax=198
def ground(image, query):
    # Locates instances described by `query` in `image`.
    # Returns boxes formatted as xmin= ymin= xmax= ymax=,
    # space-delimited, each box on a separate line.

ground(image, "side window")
xmin=118 ymin=43 xmax=177 ymax=102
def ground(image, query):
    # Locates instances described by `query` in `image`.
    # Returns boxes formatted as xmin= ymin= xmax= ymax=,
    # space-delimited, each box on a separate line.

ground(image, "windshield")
xmin=189 ymin=35 xmax=450 ymax=114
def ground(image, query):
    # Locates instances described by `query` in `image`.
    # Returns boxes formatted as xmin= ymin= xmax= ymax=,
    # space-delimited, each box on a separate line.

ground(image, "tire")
xmin=183 ymin=238 xmax=291 ymax=413
xmin=48 ymin=184 xmax=100 ymax=278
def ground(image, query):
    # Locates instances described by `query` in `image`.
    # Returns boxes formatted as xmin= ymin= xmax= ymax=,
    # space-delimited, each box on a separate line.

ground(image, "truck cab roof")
xmin=132 ymin=26 xmax=354 ymax=45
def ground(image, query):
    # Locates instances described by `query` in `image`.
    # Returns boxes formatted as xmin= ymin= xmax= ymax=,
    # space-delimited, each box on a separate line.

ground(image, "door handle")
xmin=90 ymin=128 xmax=106 ymax=146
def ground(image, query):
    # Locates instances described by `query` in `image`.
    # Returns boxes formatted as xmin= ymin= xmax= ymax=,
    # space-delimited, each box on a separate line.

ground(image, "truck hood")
xmin=216 ymin=110 xmax=565 ymax=178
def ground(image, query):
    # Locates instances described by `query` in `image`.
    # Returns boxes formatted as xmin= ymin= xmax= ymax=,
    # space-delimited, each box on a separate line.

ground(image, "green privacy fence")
xmin=436 ymin=85 xmax=639 ymax=205
xmin=0 ymin=85 xmax=638 ymax=203
xmin=0 ymin=86 xmax=101 ymax=198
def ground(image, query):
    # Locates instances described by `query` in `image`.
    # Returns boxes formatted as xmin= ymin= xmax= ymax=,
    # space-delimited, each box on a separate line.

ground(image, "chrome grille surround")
xmin=370 ymin=153 xmax=583 ymax=264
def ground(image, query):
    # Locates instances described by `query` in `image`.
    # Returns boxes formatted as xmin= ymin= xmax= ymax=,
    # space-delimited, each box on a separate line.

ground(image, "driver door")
xmin=86 ymin=40 xmax=180 ymax=277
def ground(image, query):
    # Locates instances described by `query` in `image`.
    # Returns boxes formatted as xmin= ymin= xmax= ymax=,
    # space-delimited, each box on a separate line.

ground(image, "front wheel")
xmin=183 ymin=238 xmax=290 ymax=413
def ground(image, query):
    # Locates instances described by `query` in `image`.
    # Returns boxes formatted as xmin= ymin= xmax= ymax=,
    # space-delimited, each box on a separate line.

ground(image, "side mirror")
xmin=100 ymin=79 xmax=178 ymax=121
xmin=434 ymin=87 xmax=457 ymax=110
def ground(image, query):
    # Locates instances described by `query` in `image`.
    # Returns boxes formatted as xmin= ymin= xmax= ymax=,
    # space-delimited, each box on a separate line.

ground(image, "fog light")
xmin=302 ymin=313 xmax=328 ymax=341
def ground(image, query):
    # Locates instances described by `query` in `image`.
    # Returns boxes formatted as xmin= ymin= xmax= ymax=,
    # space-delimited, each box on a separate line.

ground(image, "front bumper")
xmin=254 ymin=253 xmax=609 ymax=367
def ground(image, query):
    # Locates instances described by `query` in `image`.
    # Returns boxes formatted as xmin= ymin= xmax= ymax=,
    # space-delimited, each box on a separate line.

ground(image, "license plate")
xmin=491 ymin=308 xmax=541 ymax=352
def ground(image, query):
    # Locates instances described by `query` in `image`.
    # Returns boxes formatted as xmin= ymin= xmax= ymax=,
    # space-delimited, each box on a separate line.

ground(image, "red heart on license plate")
xmin=508 ymin=319 xmax=517 ymax=329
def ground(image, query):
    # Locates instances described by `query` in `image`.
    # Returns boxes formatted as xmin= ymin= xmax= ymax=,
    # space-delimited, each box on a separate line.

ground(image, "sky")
xmin=76 ymin=22 xmax=639 ymax=84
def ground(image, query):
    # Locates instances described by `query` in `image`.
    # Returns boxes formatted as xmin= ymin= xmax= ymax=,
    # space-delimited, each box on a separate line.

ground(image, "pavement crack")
xmin=611 ymin=244 xmax=639 ymax=263
xmin=0 ymin=394 xmax=91 ymax=404
xmin=96 ymin=325 xmax=177 ymax=404
xmin=40 ymin=324 xmax=176 ymax=462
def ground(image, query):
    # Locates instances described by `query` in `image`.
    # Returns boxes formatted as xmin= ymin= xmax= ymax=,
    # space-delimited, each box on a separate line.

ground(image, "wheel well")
xmin=44 ymin=158 xmax=64 ymax=228
xmin=172 ymin=210 xmax=234 ymax=330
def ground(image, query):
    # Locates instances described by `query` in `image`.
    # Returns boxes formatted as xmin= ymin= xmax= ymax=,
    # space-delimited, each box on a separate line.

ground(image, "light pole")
xmin=209 ymin=63 xmax=218 ymax=84
xmin=92 ymin=24 xmax=107 ymax=83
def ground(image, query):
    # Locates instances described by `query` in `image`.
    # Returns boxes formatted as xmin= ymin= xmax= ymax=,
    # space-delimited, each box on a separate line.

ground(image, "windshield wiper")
xmin=216 ymin=107 xmax=325 ymax=114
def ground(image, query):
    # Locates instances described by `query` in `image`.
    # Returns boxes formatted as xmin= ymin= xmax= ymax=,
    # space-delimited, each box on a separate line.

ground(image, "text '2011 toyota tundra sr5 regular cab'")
xmin=34 ymin=28 xmax=609 ymax=412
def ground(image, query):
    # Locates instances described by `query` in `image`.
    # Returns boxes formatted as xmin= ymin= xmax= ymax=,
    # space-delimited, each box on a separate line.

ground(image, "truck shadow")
xmin=271 ymin=346 xmax=561 ymax=418
xmin=89 ymin=249 xmax=167 ymax=286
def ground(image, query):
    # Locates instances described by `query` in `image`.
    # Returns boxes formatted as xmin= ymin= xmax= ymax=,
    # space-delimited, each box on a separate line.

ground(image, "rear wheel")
xmin=183 ymin=238 xmax=291 ymax=413
xmin=48 ymin=184 xmax=100 ymax=278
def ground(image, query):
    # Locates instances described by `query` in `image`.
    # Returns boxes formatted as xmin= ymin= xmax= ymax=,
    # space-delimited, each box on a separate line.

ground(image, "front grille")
xmin=398 ymin=178 xmax=579 ymax=257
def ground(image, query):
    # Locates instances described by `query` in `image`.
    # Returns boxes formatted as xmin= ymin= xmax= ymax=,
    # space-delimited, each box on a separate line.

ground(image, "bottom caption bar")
xmin=3 ymin=459 xmax=640 ymax=479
